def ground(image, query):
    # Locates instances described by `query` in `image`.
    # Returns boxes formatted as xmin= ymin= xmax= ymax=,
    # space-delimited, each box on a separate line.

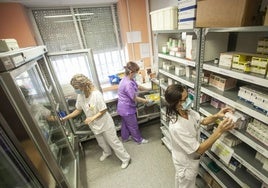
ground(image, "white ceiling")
xmin=0 ymin=0 xmax=118 ymax=7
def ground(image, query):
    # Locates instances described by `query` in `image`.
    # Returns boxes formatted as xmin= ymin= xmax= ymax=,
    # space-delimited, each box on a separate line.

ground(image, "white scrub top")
xmin=169 ymin=109 xmax=201 ymax=179
xmin=76 ymin=90 xmax=114 ymax=135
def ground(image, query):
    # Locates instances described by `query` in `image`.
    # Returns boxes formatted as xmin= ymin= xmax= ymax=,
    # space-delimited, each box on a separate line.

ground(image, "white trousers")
xmin=95 ymin=126 xmax=130 ymax=162
xmin=173 ymin=158 xmax=199 ymax=188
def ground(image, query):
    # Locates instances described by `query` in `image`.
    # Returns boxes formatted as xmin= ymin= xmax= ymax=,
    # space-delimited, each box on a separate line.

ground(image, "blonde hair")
xmin=70 ymin=74 xmax=94 ymax=91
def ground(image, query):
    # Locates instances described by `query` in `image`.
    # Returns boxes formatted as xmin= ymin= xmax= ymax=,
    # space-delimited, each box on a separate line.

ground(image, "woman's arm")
xmin=135 ymin=96 xmax=148 ymax=104
xmin=138 ymin=84 xmax=150 ymax=91
xmin=84 ymin=109 xmax=107 ymax=124
xmin=196 ymin=118 xmax=234 ymax=154
xmin=201 ymin=107 xmax=233 ymax=125
xmin=62 ymin=109 xmax=82 ymax=121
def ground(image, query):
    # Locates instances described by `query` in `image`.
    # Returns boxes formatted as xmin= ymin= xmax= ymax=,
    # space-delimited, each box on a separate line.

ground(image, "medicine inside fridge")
xmin=0 ymin=46 xmax=78 ymax=187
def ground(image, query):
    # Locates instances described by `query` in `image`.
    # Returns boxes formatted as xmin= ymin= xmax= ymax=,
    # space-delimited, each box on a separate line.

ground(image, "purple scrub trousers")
xmin=117 ymin=76 xmax=144 ymax=143
xmin=121 ymin=113 xmax=143 ymax=143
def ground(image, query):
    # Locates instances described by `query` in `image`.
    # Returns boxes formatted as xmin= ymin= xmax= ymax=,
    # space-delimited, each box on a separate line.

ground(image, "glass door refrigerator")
xmin=0 ymin=46 xmax=78 ymax=188
xmin=47 ymin=49 xmax=101 ymax=141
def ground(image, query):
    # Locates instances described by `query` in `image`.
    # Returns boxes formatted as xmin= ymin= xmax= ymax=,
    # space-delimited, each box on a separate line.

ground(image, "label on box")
xmin=211 ymin=139 xmax=234 ymax=164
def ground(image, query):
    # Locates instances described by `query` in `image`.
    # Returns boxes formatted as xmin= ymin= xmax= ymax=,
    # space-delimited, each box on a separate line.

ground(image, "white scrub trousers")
xmin=95 ymin=126 xmax=130 ymax=162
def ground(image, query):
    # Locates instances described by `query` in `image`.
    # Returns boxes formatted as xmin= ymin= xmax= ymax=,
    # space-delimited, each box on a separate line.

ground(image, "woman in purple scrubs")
xmin=117 ymin=61 xmax=151 ymax=144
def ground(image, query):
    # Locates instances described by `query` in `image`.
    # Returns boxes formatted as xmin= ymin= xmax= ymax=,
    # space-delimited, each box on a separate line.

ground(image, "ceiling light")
xmin=45 ymin=13 xmax=94 ymax=18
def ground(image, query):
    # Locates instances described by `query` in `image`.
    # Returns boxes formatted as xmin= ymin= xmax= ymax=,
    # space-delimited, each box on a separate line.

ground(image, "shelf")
xmin=232 ymin=143 xmax=268 ymax=183
xmin=160 ymin=126 xmax=171 ymax=142
xmin=200 ymin=157 xmax=240 ymax=188
xmin=153 ymin=29 xmax=198 ymax=34
xmin=201 ymin=128 xmax=268 ymax=183
xmin=160 ymin=119 xmax=169 ymax=129
xmin=161 ymin=137 xmax=171 ymax=152
xmin=199 ymin=102 xmax=268 ymax=158
xmin=201 ymin=85 xmax=268 ymax=124
xmin=205 ymin=151 xmax=262 ymax=187
xmin=158 ymin=53 xmax=196 ymax=67
xmin=151 ymin=78 xmax=160 ymax=86
xmin=160 ymin=83 xmax=168 ymax=90
xmin=159 ymin=69 xmax=195 ymax=88
xmin=205 ymin=26 xmax=268 ymax=33
xmin=203 ymin=62 xmax=268 ymax=88
xmin=198 ymin=166 xmax=211 ymax=188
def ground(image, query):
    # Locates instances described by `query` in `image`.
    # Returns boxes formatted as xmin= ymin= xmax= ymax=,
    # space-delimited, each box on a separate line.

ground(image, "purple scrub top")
xmin=117 ymin=76 xmax=138 ymax=116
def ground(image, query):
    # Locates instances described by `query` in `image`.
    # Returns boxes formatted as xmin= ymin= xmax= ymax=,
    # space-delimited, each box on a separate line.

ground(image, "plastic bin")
xmin=108 ymin=75 xmax=120 ymax=85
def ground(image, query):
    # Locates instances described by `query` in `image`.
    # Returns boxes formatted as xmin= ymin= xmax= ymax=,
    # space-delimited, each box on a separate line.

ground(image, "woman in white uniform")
xmin=164 ymin=84 xmax=234 ymax=188
xmin=62 ymin=74 xmax=131 ymax=169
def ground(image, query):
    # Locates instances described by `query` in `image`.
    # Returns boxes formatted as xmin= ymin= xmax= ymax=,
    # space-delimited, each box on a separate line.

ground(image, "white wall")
xmin=149 ymin=0 xmax=177 ymax=11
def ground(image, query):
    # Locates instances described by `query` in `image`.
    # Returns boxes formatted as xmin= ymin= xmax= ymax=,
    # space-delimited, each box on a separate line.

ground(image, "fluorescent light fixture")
xmin=54 ymin=18 xmax=92 ymax=23
xmin=45 ymin=13 xmax=94 ymax=18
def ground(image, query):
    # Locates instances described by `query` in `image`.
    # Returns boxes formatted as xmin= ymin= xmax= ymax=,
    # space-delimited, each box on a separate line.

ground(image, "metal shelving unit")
xmin=155 ymin=26 xmax=268 ymax=186
xmin=200 ymin=156 xmax=240 ymax=188
xmin=154 ymin=29 xmax=202 ymax=151
xmin=199 ymin=26 xmax=268 ymax=187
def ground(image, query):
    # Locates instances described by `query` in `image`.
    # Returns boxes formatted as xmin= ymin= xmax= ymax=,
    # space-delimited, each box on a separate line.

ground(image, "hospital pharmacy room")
xmin=0 ymin=0 xmax=268 ymax=187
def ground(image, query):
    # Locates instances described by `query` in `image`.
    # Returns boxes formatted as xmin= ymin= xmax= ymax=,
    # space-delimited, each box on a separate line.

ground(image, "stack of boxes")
xmin=238 ymin=85 xmax=268 ymax=114
xmin=257 ymin=38 xmax=268 ymax=55
xmin=255 ymin=152 xmax=268 ymax=172
xmin=178 ymin=0 xmax=197 ymax=30
xmin=246 ymin=119 xmax=268 ymax=146
xmin=209 ymin=73 xmax=237 ymax=91
xmin=219 ymin=52 xmax=268 ymax=77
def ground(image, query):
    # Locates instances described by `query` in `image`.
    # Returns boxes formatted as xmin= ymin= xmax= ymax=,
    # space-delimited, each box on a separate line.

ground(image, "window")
xmin=31 ymin=4 xmax=125 ymax=90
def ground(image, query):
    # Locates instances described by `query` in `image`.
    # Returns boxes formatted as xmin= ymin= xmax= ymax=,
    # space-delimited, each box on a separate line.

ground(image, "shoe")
xmin=99 ymin=153 xmax=111 ymax=161
xmin=140 ymin=139 xmax=148 ymax=144
xmin=121 ymin=158 xmax=131 ymax=169
xmin=122 ymin=137 xmax=131 ymax=142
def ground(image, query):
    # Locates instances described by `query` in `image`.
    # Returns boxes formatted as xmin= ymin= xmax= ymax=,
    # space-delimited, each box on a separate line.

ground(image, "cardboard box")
xmin=196 ymin=0 xmax=261 ymax=27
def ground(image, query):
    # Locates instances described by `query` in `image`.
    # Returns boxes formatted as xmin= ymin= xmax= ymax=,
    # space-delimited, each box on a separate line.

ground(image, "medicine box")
xmin=209 ymin=74 xmax=237 ymax=91
xmin=232 ymin=54 xmax=252 ymax=72
xmin=219 ymin=52 xmax=235 ymax=68
xmin=251 ymin=56 xmax=268 ymax=75
xmin=253 ymin=93 xmax=268 ymax=113
xmin=175 ymin=66 xmax=186 ymax=76
xmin=238 ymin=86 xmax=254 ymax=103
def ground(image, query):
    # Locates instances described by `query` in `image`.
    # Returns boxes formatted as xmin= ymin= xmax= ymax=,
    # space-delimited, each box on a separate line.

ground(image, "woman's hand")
xmin=84 ymin=117 xmax=94 ymax=125
xmin=216 ymin=118 xmax=235 ymax=134
xmin=216 ymin=107 xmax=234 ymax=118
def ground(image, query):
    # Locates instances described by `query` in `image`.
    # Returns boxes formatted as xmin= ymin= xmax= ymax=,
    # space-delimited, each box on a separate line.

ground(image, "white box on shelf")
xmin=150 ymin=6 xmax=178 ymax=30
xmin=185 ymin=35 xmax=197 ymax=60
xmin=178 ymin=19 xmax=196 ymax=30
xmin=219 ymin=52 xmax=235 ymax=68
xmin=178 ymin=0 xmax=197 ymax=29
xmin=254 ymin=93 xmax=268 ymax=113
xmin=178 ymin=0 xmax=197 ymax=9
xmin=178 ymin=7 xmax=196 ymax=20
xmin=0 ymin=39 xmax=19 ymax=52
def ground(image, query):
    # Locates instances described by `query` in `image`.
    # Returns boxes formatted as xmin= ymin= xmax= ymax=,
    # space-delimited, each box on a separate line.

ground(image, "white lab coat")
xmin=169 ymin=109 xmax=201 ymax=188
xmin=76 ymin=90 xmax=130 ymax=162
